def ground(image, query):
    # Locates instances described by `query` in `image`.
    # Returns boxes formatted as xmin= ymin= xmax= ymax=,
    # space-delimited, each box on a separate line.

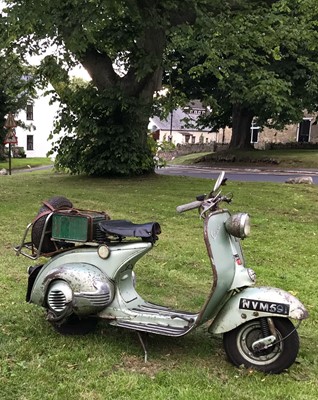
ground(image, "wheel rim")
xmin=236 ymin=321 xmax=283 ymax=365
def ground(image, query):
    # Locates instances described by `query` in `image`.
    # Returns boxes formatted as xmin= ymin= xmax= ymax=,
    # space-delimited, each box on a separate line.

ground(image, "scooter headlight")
xmin=225 ymin=213 xmax=250 ymax=239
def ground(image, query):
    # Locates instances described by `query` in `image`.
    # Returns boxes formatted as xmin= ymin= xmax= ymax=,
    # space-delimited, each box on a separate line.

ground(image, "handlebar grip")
xmin=176 ymin=200 xmax=203 ymax=213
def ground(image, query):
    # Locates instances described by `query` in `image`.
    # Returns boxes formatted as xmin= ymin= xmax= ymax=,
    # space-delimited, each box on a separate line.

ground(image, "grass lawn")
xmin=0 ymin=157 xmax=53 ymax=171
xmin=170 ymin=148 xmax=318 ymax=169
xmin=0 ymin=170 xmax=318 ymax=399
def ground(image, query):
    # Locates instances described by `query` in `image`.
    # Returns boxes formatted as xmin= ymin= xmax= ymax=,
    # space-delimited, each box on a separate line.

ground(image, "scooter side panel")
xmin=29 ymin=262 xmax=112 ymax=308
xmin=29 ymin=242 xmax=152 ymax=307
xmin=209 ymin=286 xmax=309 ymax=334
xmin=198 ymin=211 xmax=237 ymax=323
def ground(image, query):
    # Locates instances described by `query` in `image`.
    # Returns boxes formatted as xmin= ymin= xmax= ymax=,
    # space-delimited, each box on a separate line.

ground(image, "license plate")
xmin=239 ymin=298 xmax=290 ymax=315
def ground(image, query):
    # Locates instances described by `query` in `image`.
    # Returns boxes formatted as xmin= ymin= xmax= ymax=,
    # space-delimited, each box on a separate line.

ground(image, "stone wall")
xmin=158 ymin=116 xmax=318 ymax=157
xmin=158 ymin=143 xmax=217 ymax=160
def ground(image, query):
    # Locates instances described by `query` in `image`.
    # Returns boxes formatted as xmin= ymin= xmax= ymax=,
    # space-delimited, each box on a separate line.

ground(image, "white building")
xmin=149 ymin=101 xmax=215 ymax=145
xmin=12 ymin=96 xmax=216 ymax=158
xmin=13 ymin=91 xmax=58 ymax=158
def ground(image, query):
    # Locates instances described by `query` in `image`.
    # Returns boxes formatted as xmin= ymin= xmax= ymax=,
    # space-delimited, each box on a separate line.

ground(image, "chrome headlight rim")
xmin=225 ymin=213 xmax=251 ymax=239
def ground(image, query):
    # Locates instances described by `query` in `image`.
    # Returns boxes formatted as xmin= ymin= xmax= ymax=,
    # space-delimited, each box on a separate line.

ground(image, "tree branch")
xmin=79 ymin=46 xmax=118 ymax=90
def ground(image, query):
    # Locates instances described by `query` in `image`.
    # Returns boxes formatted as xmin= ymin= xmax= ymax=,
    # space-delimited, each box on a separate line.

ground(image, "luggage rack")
xmin=14 ymin=212 xmax=99 ymax=260
xmin=15 ymin=212 xmax=66 ymax=260
xmin=15 ymin=213 xmax=49 ymax=259
xmin=14 ymin=206 xmax=160 ymax=261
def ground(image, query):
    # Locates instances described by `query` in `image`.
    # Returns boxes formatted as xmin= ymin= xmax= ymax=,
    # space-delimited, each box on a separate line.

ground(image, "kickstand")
xmin=137 ymin=332 xmax=148 ymax=363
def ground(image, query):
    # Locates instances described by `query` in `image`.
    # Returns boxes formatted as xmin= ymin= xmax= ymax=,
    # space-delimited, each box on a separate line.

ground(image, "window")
xmin=191 ymin=136 xmax=195 ymax=144
xmin=250 ymin=122 xmax=260 ymax=143
xmin=26 ymin=103 xmax=34 ymax=120
xmin=27 ymin=135 xmax=34 ymax=150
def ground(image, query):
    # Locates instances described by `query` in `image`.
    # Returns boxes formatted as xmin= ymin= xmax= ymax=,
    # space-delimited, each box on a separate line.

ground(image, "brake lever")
xmin=223 ymin=192 xmax=233 ymax=203
xmin=199 ymin=191 xmax=232 ymax=218
xmin=199 ymin=189 xmax=221 ymax=218
xmin=200 ymin=200 xmax=215 ymax=218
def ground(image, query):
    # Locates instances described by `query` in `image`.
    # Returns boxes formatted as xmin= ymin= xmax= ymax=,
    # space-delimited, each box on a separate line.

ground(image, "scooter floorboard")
xmin=111 ymin=302 xmax=198 ymax=337
xmin=113 ymin=319 xmax=191 ymax=336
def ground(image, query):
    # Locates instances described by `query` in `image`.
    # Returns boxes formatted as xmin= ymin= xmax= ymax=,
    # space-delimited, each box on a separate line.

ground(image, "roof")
xmin=150 ymin=106 xmax=210 ymax=132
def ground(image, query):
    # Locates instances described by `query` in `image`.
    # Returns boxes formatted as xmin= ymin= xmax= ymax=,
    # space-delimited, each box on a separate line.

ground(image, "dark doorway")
xmin=251 ymin=127 xmax=259 ymax=143
xmin=298 ymin=119 xmax=311 ymax=143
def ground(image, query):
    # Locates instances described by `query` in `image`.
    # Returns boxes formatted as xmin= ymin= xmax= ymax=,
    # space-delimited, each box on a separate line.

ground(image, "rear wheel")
xmin=49 ymin=314 xmax=98 ymax=335
xmin=223 ymin=318 xmax=299 ymax=374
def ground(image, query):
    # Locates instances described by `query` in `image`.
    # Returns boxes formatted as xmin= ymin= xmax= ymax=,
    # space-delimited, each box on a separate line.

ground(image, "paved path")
xmin=7 ymin=165 xmax=54 ymax=174
xmin=156 ymin=165 xmax=318 ymax=184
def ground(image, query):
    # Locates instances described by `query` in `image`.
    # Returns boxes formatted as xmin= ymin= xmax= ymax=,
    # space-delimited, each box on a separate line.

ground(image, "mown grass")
xmin=0 ymin=157 xmax=53 ymax=170
xmin=168 ymin=152 xmax=212 ymax=165
xmin=0 ymin=170 xmax=318 ymax=399
xmin=171 ymin=148 xmax=318 ymax=169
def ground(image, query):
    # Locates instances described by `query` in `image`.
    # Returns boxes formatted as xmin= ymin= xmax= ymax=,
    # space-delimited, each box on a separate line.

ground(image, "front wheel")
xmin=223 ymin=318 xmax=299 ymax=374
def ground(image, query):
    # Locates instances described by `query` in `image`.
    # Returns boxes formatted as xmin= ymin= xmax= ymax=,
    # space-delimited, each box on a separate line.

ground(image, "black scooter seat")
xmin=98 ymin=220 xmax=161 ymax=242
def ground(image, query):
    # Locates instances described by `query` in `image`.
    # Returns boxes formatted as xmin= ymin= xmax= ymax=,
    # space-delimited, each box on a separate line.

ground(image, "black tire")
xmin=223 ymin=318 xmax=299 ymax=374
xmin=50 ymin=314 xmax=98 ymax=335
xmin=32 ymin=196 xmax=73 ymax=253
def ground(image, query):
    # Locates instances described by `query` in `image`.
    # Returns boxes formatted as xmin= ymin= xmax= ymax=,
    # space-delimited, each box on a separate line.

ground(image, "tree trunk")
xmin=229 ymin=105 xmax=254 ymax=150
xmin=0 ymin=126 xmax=6 ymax=161
xmin=0 ymin=144 xmax=5 ymax=161
xmin=77 ymin=26 xmax=165 ymax=153
xmin=48 ymin=3 xmax=197 ymax=176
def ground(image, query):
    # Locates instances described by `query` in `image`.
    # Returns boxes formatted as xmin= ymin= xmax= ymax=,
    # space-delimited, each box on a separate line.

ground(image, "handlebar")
xmin=176 ymin=195 xmax=232 ymax=214
xmin=176 ymin=200 xmax=203 ymax=213
xmin=176 ymin=172 xmax=230 ymax=214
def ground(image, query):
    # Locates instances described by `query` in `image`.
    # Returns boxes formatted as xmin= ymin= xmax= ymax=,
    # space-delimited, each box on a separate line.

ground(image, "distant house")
xmin=149 ymin=97 xmax=318 ymax=148
xmin=11 ymin=91 xmax=58 ymax=158
xmin=11 ymin=92 xmax=318 ymax=158
xmin=252 ymin=114 xmax=318 ymax=148
xmin=200 ymin=113 xmax=318 ymax=148
xmin=149 ymin=101 xmax=216 ymax=145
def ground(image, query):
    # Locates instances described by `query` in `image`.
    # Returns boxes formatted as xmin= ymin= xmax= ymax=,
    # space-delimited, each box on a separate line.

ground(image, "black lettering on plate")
xmin=239 ymin=298 xmax=290 ymax=315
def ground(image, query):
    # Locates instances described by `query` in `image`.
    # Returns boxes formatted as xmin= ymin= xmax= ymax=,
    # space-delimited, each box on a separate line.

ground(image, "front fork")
xmin=261 ymin=317 xmax=276 ymax=335
xmin=252 ymin=317 xmax=279 ymax=352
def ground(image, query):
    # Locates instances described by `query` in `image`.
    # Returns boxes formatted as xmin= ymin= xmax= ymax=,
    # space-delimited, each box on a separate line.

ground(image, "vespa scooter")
xmin=15 ymin=172 xmax=308 ymax=374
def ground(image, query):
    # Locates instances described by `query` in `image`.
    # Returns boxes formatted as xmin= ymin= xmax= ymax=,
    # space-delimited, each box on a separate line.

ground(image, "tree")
xmin=3 ymin=0 xmax=198 ymax=175
xmin=165 ymin=0 xmax=318 ymax=149
xmin=0 ymin=52 xmax=36 ymax=161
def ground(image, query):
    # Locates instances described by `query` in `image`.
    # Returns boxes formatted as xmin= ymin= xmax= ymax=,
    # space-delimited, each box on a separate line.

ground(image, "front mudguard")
xmin=209 ymin=286 xmax=308 ymax=334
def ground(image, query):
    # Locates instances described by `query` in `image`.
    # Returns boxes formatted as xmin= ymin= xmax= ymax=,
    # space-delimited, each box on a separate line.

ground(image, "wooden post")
xmin=8 ymin=143 xmax=12 ymax=175
xmin=3 ymin=112 xmax=18 ymax=175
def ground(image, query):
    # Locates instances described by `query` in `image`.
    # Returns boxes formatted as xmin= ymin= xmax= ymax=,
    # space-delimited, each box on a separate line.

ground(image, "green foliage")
xmin=5 ymin=0 xmax=318 ymax=162
xmin=2 ymin=0 xmax=199 ymax=176
xmin=49 ymin=84 xmax=155 ymax=176
xmin=163 ymin=0 xmax=318 ymax=148
xmin=0 ymin=51 xmax=37 ymax=160
xmin=158 ymin=140 xmax=176 ymax=151
xmin=0 ymin=12 xmax=38 ymax=159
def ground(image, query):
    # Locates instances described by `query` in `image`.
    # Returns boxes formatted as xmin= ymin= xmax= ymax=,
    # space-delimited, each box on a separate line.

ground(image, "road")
xmin=7 ymin=164 xmax=318 ymax=184
xmin=156 ymin=165 xmax=318 ymax=184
